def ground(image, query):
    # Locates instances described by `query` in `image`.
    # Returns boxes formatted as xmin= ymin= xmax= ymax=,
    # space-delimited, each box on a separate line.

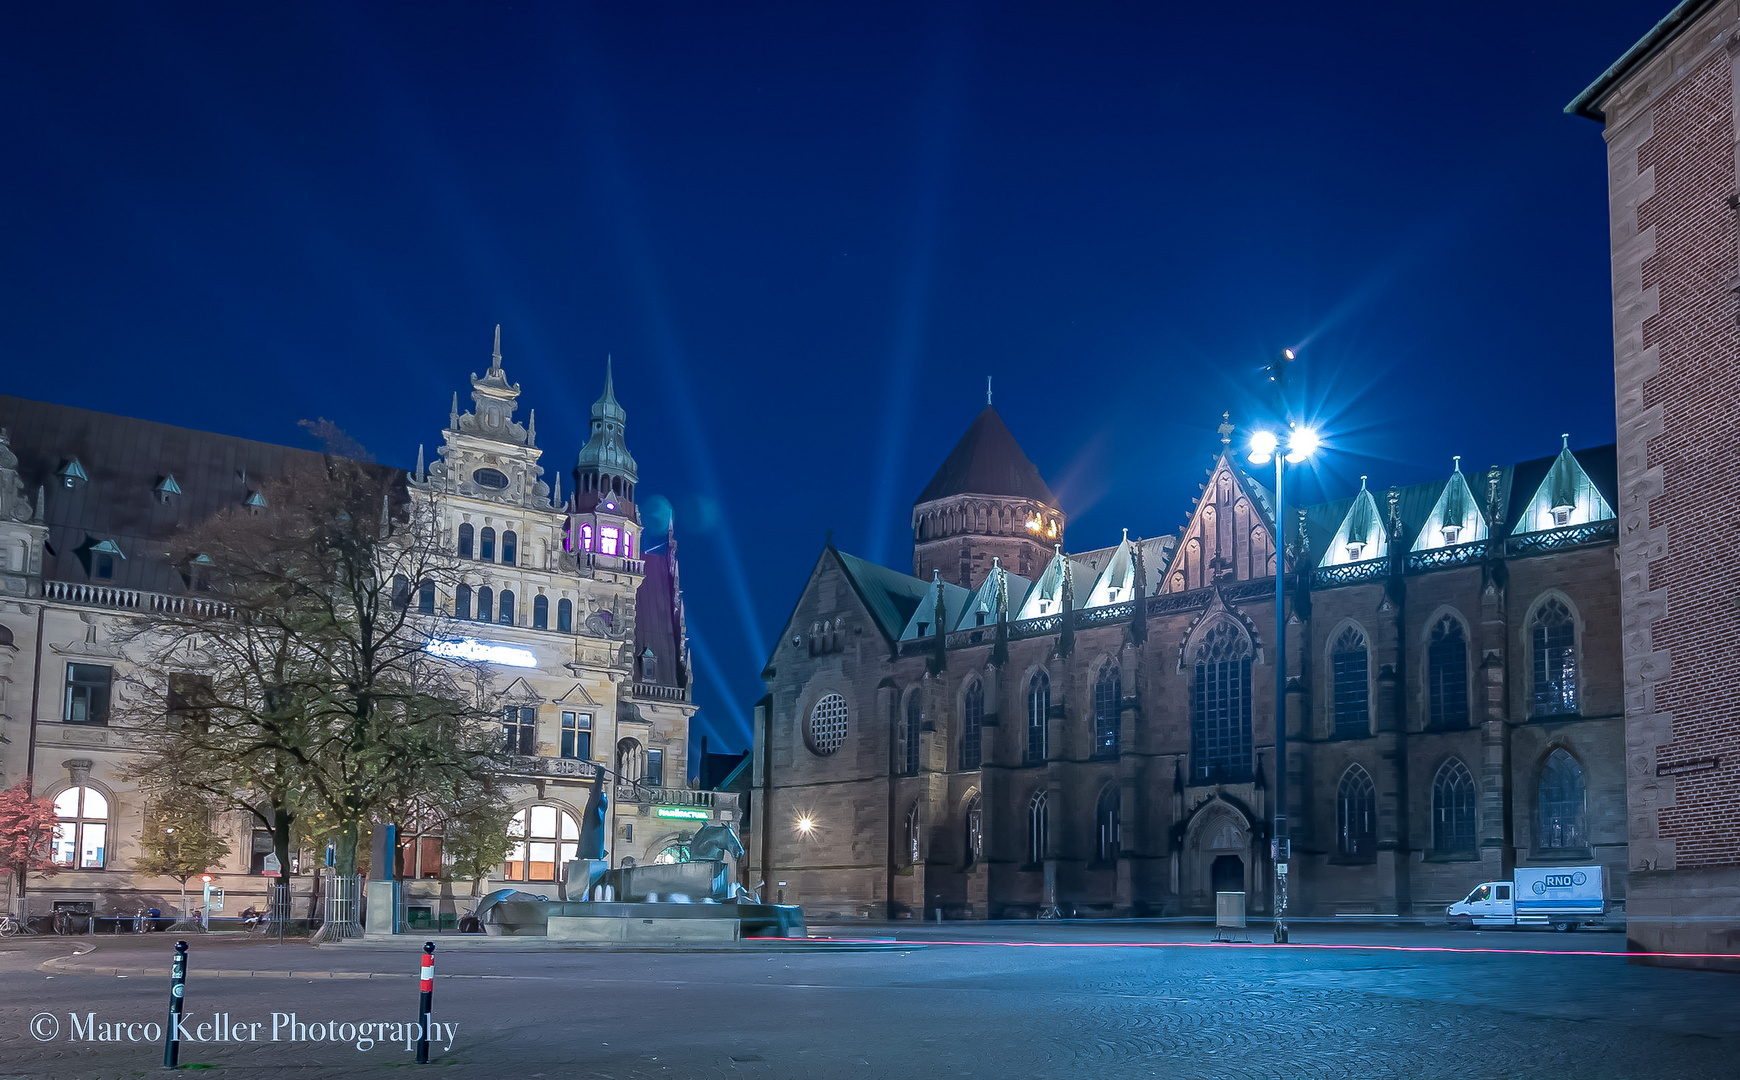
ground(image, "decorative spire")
xmin=1129 ymin=536 xmax=1148 ymax=646
xmin=1452 ymin=454 xmax=1462 ymax=473
xmin=450 ymin=392 xmax=459 ymax=429
xmin=34 ymin=484 xmax=45 ymax=522
xmin=490 ymin=323 xmax=503 ymax=374
xmin=527 ymin=408 xmax=537 ymax=448
xmin=987 ymin=375 xmax=993 ymax=407
xmin=415 ymin=444 xmax=425 ymax=481
xmin=553 ymin=471 xmax=562 ymax=510
xmin=1359 ymin=474 xmax=1368 ymax=490
xmin=929 ymin=570 xmax=948 ymax=675
xmin=1218 ymin=411 xmax=1234 ymax=446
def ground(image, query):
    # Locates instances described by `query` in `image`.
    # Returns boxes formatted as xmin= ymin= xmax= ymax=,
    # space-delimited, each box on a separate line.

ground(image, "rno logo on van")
xmin=1533 ymin=871 xmax=1588 ymax=893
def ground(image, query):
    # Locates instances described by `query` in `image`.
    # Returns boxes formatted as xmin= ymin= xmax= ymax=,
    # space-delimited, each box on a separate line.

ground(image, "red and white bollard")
xmin=415 ymin=941 xmax=434 ymax=1064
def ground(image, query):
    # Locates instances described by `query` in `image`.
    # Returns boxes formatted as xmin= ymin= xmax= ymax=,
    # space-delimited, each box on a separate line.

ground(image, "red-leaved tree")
xmin=0 ymin=780 xmax=58 ymax=916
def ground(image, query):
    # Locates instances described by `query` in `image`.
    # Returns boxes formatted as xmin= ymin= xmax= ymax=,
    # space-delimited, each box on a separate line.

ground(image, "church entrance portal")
xmin=1211 ymin=855 xmax=1244 ymax=896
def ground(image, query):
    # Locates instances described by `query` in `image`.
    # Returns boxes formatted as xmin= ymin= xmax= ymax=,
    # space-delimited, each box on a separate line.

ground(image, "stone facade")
xmin=1570 ymin=0 xmax=1740 ymax=963
xmin=0 ymin=328 xmax=732 ymax=925
xmin=749 ymin=408 xmax=1626 ymax=921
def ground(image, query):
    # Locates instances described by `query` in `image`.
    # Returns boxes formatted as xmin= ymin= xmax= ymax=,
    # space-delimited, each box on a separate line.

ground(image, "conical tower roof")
xmin=575 ymin=356 xmax=638 ymax=482
xmin=916 ymin=406 xmax=1055 ymax=505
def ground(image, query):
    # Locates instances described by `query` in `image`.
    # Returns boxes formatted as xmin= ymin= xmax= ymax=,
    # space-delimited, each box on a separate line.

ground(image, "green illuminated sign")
xmin=655 ymin=807 xmax=711 ymax=820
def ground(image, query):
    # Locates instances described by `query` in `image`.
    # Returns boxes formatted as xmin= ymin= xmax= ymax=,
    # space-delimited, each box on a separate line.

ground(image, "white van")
xmin=1446 ymin=866 xmax=1605 ymax=931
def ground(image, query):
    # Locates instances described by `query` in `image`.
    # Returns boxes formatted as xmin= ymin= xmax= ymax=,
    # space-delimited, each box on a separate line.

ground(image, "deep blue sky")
xmin=1 ymin=2 xmax=1659 ymax=758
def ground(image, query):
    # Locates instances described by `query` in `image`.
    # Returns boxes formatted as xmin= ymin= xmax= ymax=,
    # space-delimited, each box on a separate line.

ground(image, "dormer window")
xmin=244 ymin=491 xmax=268 ymax=515
xmin=60 ymin=457 xmax=88 ymax=489
xmin=1551 ymin=506 xmax=1572 ymax=528
xmin=916 ymin=622 xmax=930 ymax=637
xmin=154 ymin=474 xmax=183 ymax=504
xmin=1038 ymin=599 xmax=1051 ymax=615
xmin=976 ymin=609 xmax=987 ymax=627
xmin=87 ymin=539 xmax=124 ymax=580
xmin=1441 ymin=524 xmax=1461 ymax=545
xmin=1346 ymin=541 xmax=1364 ymax=561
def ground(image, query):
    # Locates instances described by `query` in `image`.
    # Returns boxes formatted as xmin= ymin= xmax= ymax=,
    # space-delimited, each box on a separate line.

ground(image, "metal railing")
xmin=317 ymin=871 xmax=363 ymax=941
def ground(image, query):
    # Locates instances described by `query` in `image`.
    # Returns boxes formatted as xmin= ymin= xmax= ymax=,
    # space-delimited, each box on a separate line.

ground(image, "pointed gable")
xmin=900 ymin=574 xmax=972 ymax=641
xmin=1514 ymin=437 xmax=1616 ymax=533
xmin=1317 ymin=478 xmax=1389 ymax=567
xmin=916 ymin=406 xmax=1056 ymax=505
xmin=1084 ymin=530 xmax=1140 ymax=608
xmin=832 ymin=549 xmax=933 ymax=644
xmin=1412 ymin=457 xmax=1489 ymax=551
xmin=1161 ymin=453 xmax=1278 ymax=593
xmin=953 ymin=560 xmax=1031 ymax=631
xmin=1016 ymin=546 xmax=1082 ymax=620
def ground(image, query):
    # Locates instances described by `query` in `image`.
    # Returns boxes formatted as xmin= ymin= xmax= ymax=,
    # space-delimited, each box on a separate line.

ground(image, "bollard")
xmin=415 ymin=940 xmax=435 ymax=1064
xmin=163 ymin=939 xmax=188 ymax=1069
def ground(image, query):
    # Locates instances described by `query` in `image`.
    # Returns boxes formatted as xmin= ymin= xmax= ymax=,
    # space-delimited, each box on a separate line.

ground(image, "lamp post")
xmin=1248 ymin=422 xmax=1319 ymax=944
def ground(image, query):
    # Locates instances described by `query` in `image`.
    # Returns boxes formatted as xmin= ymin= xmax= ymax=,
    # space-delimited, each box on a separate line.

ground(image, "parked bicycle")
xmin=0 ymin=913 xmax=31 ymax=937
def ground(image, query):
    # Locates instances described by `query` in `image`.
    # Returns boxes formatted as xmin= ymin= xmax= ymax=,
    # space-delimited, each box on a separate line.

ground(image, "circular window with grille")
xmin=806 ymin=694 xmax=849 ymax=756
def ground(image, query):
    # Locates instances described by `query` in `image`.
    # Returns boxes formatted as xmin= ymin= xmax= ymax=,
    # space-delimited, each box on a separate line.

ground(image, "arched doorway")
xmin=1211 ymin=855 xmax=1244 ymax=895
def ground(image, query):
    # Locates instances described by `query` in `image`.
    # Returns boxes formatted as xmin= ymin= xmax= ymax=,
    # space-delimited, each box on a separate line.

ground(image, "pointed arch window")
xmin=1191 ymin=622 xmax=1253 ymax=783
xmin=1093 ymin=662 xmax=1121 ymax=758
xmin=532 ymin=594 xmax=549 ymax=630
xmin=964 ymin=793 xmax=984 ymax=867
xmin=480 ymin=527 xmax=496 ymax=562
xmin=454 ymin=584 xmax=472 ymax=621
xmin=904 ymin=693 xmax=922 ymax=776
xmin=1095 ymin=785 xmax=1120 ymax=863
xmin=1531 ymin=599 xmax=1577 ymax=717
xmin=476 ymin=586 xmax=494 ymax=624
xmin=1433 ymin=759 xmax=1477 ymax=857
xmin=1337 ymin=765 xmax=1376 ymax=861
xmin=1536 ymin=749 xmax=1587 ymax=852
xmin=1027 ymin=788 xmax=1048 ymax=867
xmin=1427 ymin=616 xmax=1469 ymax=729
xmin=959 ymin=680 xmax=983 ymax=771
xmin=501 ymin=530 xmax=517 ymax=566
xmin=557 ymin=598 xmax=573 ymax=633
xmin=1026 ymin=670 xmax=1050 ymax=763
xmin=902 ymin=803 xmax=921 ymax=868
xmin=1332 ymin=628 xmax=1370 ymax=738
xmin=458 ymin=523 xmax=474 ymax=559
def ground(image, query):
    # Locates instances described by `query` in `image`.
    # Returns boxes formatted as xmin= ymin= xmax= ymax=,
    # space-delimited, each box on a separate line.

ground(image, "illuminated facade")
xmin=750 ymin=407 xmax=1627 ymax=920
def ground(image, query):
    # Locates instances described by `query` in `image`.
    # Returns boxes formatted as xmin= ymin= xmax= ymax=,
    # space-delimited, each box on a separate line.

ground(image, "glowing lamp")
xmin=1248 ymin=430 xmax=1278 ymax=465
xmin=796 ymin=815 xmax=816 ymax=835
xmin=1286 ymin=427 xmax=1321 ymax=463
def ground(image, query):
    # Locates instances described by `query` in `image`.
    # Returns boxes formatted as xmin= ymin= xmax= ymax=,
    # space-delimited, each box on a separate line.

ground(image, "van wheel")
xmin=1552 ymin=920 xmax=1575 ymax=932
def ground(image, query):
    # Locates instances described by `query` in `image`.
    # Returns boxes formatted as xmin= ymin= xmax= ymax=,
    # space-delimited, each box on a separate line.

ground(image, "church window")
xmin=1337 ymin=765 xmax=1376 ymax=860
xmin=1190 ymin=622 xmax=1253 ymax=782
xmin=52 ymin=786 xmax=108 ymax=868
xmin=455 ymin=584 xmax=471 ymax=620
xmin=1027 ymin=670 xmax=1049 ymax=763
xmin=904 ymin=694 xmax=921 ymax=775
xmin=502 ymin=706 xmax=537 ymax=756
xmin=480 ymin=527 xmax=496 ymax=562
xmin=533 ymin=594 xmax=549 ymax=630
xmin=392 ymin=574 xmax=410 ymax=611
xmin=501 ymin=530 xmax=518 ymax=565
xmin=1531 ymin=599 xmax=1577 ymax=717
xmin=64 ymin=663 xmax=113 ymax=725
xmin=1332 ymin=628 xmax=1369 ymax=738
xmin=1428 ymin=616 xmax=1469 ymax=729
xmin=902 ymin=803 xmax=921 ymax=867
xmin=458 ymin=523 xmax=474 ymax=559
xmin=1027 ymin=788 xmax=1048 ymax=867
xmin=498 ymin=590 xmax=515 ymax=625
xmin=805 ymin=694 xmax=849 ymax=757
xmin=959 ymin=680 xmax=983 ymax=771
xmin=1095 ymin=785 xmax=1120 ymax=863
xmin=557 ymin=598 xmax=573 ymax=633
xmin=1093 ymin=662 xmax=1120 ymax=757
xmin=1432 ymin=759 xmax=1477 ymax=857
xmin=503 ymin=805 xmax=578 ymax=882
xmin=477 ymin=587 xmax=494 ymax=623
xmin=418 ymin=581 xmax=436 ymax=615
xmin=601 ymin=527 xmax=620 ymax=556
xmin=1536 ymin=749 xmax=1587 ymax=852
xmin=964 ymin=793 xmax=983 ymax=866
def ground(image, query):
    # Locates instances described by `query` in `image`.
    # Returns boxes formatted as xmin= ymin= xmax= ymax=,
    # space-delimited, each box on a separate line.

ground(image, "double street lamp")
xmin=1247 ymin=421 xmax=1320 ymax=944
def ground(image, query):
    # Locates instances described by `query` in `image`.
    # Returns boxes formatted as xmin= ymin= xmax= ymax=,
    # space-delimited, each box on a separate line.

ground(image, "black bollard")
xmin=415 ymin=940 xmax=434 ymax=1064
xmin=163 ymin=939 xmax=187 ymax=1069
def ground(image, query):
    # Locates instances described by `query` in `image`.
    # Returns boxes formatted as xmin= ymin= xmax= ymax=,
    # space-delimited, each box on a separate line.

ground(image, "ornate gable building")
xmin=0 ymin=328 xmax=723 ymax=924
xmin=749 ymin=408 xmax=1625 ymax=921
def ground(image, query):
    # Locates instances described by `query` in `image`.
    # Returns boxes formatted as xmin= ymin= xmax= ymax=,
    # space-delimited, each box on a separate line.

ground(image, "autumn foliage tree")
xmin=0 ymin=781 xmax=58 ymax=916
xmin=133 ymin=791 xmax=232 ymax=922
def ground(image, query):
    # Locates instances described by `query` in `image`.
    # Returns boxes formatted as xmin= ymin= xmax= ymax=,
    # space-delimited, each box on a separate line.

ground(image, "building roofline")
xmin=1566 ymin=0 xmax=1719 ymax=121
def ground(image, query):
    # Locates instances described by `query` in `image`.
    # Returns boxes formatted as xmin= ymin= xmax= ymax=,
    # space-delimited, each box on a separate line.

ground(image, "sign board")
xmin=261 ymin=853 xmax=282 ymax=878
xmin=1271 ymin=837 xmax=1291 ymax=861
xmin=424 ymin=637 xmax=537 ymax=668
xmin=1275 ymin=862 xmax=1288 ymax=876
xmin=655 ymin=807 xmax=711 ymax=821
xmin=207 ymin=888 xmax=225 ymax=912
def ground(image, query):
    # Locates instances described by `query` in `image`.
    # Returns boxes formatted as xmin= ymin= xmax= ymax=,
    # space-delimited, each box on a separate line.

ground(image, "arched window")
xmin=1191 ymin=622 xmax=1253 ymax=782
xmin=501 ymin=530 xmax=518 ymax=566
xmin=1531 ymin=599 xmax=1577 ymax=717
xmin=52 ymin=786 xmax=107 ymax=868
xmin=557 ymin=598 xmax=573 ymax=633
xmin=1026 ymin=670 xmax=1049 ymax=763
xmin=964 ymin=793 xmax=983 ymax=867
xmin=1337 ymin=765 xmax=1376 ymax=860
xmin=640 ymin=649 xmax=658 ymax=683
xmin=395 ymin=803 xmax=446 ymax=880
xmin=1433 ymin=759 xmax=1477 ymax=857
xmin=1095 ymin=785 xmax=1120 ymax=863
xmin=1428 ymin=616 xmax=1469 ymax=729
xmin=579 ymin=523 xmax=593 ymax=551
xmin=498 ymin=590 xmax=515 ymax=625
xmin=1536 ymin=749 xmax=1587 ymax=851
xmin=458 ymin=523 xmax=474 ymax=559
xmin=959 ymin=680 xmax=983 ymax=771
xmin=476 ymin=586 xmax=494 ymax=623
xmin=1332 ymin=627 xmax=1369 ymax=738
xmin=480 ymin=527 xmax=496 ymax=562
xmin=417 ymin=581 xmax=436 ymax=615
xmin=616 ymin=737 xmax=644 ymax=782
xmin=904 ymin=694 xmax=922 ymax=776
xmin=392 ymin=574 xmax=410 ymax=611
xmin=1093 ymin=662 xmax=1121 ymax=757
xmin=454 ymin=584 xmax=471 ymax=621
xmin=1027 ymin=789 xmax=1048 ymax=867
xmin=503 ymin=805 xmax=579 ymax=882
xmin=532 ymin=594 xmax=549 ymax=630
xmin=902 ymin=803 xmax=921 ymax=867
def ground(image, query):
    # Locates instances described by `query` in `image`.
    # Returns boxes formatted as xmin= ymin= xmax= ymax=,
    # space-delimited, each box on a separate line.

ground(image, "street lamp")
xmin=1248 ymin=422 xmax=1320 ymax=944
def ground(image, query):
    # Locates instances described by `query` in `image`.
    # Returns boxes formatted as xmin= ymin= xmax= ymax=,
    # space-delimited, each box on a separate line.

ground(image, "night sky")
xmin=0 ymin=3 xmax=1661 ymax=759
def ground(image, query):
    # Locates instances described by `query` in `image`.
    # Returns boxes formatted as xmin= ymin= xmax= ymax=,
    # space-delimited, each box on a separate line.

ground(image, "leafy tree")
xmin=133 ymin=792 xmax=232 ymax=922
xmin=0 ymin=781 xmax=58 ymax=917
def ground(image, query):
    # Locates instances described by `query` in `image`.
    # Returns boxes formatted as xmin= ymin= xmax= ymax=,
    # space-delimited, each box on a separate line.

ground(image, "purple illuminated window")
xmin=600 ymin=527 xmax=619 ymax=556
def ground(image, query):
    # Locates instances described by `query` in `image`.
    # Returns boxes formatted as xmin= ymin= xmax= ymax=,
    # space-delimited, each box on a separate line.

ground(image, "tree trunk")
xmin=270 ymin=805 xmax=294 ymax=887
xmin=336 ymin=821 xmax=360 ymax=877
